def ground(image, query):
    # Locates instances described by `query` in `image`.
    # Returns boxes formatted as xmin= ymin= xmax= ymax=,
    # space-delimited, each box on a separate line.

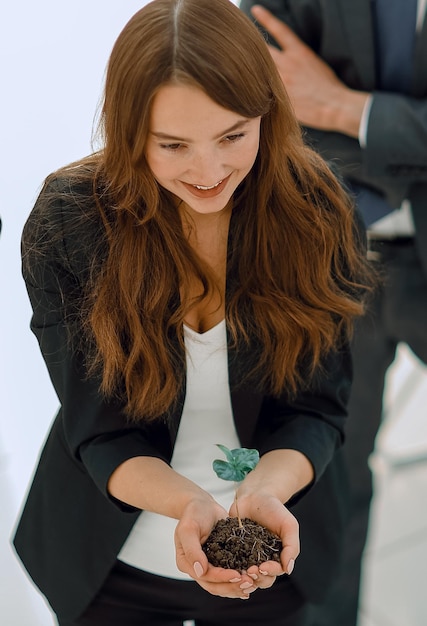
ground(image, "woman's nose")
xmin=189 ymin=149 xmax=224 ymax=185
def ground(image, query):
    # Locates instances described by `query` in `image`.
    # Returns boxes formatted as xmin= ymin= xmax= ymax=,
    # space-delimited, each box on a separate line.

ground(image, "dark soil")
xmin=202 ymin=517 xmax=282 ymax=572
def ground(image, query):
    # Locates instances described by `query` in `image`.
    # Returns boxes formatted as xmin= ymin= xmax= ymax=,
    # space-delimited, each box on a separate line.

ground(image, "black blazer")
xmin=240 ymin=0 xmax=427 ymax=273
xmin=14 ymin=178 xmax=352 ymax=621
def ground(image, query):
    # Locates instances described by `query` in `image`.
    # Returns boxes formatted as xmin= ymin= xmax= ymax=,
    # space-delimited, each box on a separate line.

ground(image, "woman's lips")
xmin=182 ymin=174 xmax=231 ymax=198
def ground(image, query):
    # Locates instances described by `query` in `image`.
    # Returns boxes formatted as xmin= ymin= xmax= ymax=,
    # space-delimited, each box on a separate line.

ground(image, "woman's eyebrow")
xmin=150 ymin=119 xmax=251 ymax=142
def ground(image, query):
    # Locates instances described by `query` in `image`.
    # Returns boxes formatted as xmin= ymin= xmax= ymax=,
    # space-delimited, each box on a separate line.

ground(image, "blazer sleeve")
xmin=256 ymin=342 xmax=351 ymax=497
xmin=363 ymin=93 xmax=427 ymax=182
xmin=22 ymin=179 xmax=172 ymax=508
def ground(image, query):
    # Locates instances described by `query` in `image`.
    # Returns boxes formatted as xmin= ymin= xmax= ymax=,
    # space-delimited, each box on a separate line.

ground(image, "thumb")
xmin=174 ymin=523 xmax=209 ymax=577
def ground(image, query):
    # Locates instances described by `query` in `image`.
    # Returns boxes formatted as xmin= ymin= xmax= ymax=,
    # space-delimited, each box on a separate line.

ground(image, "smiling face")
xmin=145 ymin=83 xmax=261 ymax=216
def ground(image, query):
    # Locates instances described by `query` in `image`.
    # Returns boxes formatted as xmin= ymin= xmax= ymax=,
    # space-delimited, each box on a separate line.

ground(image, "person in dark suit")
xmin=239 ymin=1 xmax=427 ymax=624
xmin=12 ymin=1 xmax=372 ymax=624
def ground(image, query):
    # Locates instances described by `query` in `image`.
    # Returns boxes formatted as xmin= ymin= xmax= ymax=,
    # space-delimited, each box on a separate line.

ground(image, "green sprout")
xmin=213 ymin=444 xmax=260 ymax=526
xmin=213 ymin=445 xmax=259 ymax=482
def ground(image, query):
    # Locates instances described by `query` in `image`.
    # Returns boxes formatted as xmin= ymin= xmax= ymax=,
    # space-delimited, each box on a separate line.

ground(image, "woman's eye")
xmin=224 ymin=133 xmax=245 ymax=143
xmin=160 ymin=143 xmax=183 ymax=151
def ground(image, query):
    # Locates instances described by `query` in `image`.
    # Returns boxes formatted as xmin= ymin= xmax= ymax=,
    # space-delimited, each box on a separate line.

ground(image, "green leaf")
xmin=213 ymin=445 xmax=260 ymax=482
xmin=216 ymin=444 xmax=234 ymax=463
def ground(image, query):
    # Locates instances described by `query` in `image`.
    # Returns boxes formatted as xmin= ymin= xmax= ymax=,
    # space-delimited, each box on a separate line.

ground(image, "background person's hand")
xmin=251 ymin=5 xmax=368 ymax=137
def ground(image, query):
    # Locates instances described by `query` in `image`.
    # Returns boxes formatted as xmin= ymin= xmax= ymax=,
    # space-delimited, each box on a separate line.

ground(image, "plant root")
xmin=202 ymin=517 xmax=282 ymax=572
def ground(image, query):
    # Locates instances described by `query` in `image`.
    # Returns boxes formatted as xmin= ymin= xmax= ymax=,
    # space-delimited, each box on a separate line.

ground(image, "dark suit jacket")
xmin=240 ymin=0 xmax=427 ymax=273
xmin=13 ymin=178 xmax=352 ymax=621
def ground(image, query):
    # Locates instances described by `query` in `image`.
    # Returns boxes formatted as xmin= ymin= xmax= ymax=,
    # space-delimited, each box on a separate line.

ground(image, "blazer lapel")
xmin=337 ymin=0 xmax=377 ymax=90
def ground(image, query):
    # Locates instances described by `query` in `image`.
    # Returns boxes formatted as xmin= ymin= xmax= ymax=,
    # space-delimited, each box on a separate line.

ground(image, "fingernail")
xmin=193 ymin=561 xmax=204 ymax=578
xmin=240 ymin=581 xmax=254 ymax=590
xmin=229 ymin=577 xmax=241 ymax=583
xmin=259 ymin=569 xmax=268 ymax=575
xmin=248 ymin=573 xmax=258 ymax=580
xmin=287 ymin=559 xmax=295 ymax=575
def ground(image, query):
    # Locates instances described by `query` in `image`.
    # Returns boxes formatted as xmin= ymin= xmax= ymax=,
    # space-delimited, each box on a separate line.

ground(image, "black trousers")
xmin=305 ymin=238 xmax=427 ymax=626
xmin=60 ymin=560 xmax=307 ymax=626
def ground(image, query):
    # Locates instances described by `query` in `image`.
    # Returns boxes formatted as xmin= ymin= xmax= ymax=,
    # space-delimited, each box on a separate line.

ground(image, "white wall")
xmin=0 ymin=3 xmax=154 ymax=623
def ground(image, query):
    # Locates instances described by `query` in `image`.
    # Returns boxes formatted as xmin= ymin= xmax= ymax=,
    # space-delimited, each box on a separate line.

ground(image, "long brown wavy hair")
xmin=25 ymin=0 xmax=373 ymax=421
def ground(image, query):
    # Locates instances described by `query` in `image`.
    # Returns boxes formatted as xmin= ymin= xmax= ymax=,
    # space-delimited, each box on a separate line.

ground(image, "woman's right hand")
xmin=174 ymin=497 xmax=259 ymax=599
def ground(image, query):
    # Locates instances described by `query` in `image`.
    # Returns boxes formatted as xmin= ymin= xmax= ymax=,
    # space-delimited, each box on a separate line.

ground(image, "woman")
xmin=13 ymin=0 xmax=373 ymax=624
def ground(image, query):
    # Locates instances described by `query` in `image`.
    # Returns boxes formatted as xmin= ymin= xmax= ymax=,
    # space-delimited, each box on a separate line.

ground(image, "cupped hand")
xmin=229 ymin=490 xmax=299 ymax=581
xmin=174 ymin=497 xmax=259 ymax=599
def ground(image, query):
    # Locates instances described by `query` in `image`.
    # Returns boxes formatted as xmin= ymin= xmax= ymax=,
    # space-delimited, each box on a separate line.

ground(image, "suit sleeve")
xmin=256 ymin=341 xmax=351 ymax=504
xmin=297 ymin=94 xmax=427 ymax=210
xmin=22 ymin=181 xmax=172 ymax=508
xmin=363 ymin=93 xmax=427 ymax=182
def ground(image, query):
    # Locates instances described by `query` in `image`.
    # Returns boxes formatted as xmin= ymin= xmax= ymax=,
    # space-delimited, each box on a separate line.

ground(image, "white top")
xmin=118 ymin=319 xmax=240 ymax=579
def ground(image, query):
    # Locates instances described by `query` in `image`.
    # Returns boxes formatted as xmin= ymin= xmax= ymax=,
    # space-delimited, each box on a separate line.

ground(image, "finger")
xmin=280 ymin=545 xmax=298 ymax=575
xmin=279 ymin=520 xmax=300 ymax=574
xmin=194 ymin=567 xmax=258 ymax=599
xmin=200 ymin=563 xmax=245 ymax=584
xmin=174 ymin=527 xmax=209 ymax=578
xmin=246 ymin=565 xmax=278 ymax=590
xmin=266 ymin=44 xmax=287 ymax=66
xmin=197 ymin=578 xmax=257 ymax=600
xmin=251 ymin=5 xmax=303 ymax=50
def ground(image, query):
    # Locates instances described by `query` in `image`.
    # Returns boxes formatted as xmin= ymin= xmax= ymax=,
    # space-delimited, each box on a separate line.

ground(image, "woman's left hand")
xmin=226 ymin=447 xmax=312 ymax=583
xmin=228 ymin=490 xmax=299 ymax=584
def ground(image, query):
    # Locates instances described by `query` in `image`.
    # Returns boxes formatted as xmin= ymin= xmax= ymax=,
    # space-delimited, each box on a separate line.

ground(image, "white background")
xmin=0 ymin=3 xmax=161 ymax=623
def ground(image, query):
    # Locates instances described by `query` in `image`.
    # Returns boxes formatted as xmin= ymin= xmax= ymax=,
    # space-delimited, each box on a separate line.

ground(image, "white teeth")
xmin=193 ymin=180 xmax=223 ymax=190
